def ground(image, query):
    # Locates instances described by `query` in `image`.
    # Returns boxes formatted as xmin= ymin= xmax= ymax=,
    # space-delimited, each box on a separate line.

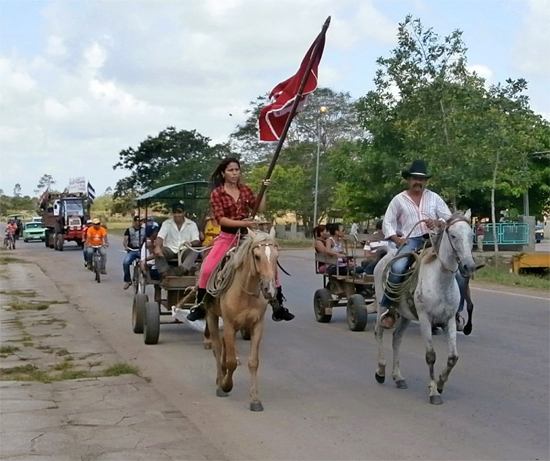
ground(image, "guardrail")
xmin=479 ymin=223 xmax=529 ymax=245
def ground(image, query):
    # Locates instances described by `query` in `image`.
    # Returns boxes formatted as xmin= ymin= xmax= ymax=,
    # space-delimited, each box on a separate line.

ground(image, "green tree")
xmin=230 ymin=87 xmax=363 ymax=163
xmin=113 ymin=127 xmax=230 ymax=197
xmin=342 ymin=15 xmax=550 ymax=221
xmin=13 ymin=184 xmax=21 ymax=197
xmin=35 ymin=174 xmax=56 ymax=195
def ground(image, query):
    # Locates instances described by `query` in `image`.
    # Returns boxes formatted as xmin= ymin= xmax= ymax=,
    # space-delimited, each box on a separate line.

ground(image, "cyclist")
xmin=123 ymin=216 xmax=145 ymax=290
xmin=84 ymin=218 xmax=109 ymax=274
xmin=5 ymin=220 xmax=17 ymax=249
xmin=82 ymin=219 xmax=92 ymax=267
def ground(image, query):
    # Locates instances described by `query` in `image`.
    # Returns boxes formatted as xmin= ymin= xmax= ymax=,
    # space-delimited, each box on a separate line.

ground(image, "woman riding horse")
xmin=187 ymin=157 xmax=294 ymax=322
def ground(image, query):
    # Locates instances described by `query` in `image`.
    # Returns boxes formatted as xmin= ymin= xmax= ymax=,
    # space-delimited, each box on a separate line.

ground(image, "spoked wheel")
xmin=132 ymin=293 xmax=148 ymax=334
xmin=143 ymin=302 xmax=160 ymax=345
xmin=314 ymin=289 xmax=333 ymax=323
xmin=94 ymin=255 xmax=101 ymax=283
xmin=347 ymin=294 xmax=368 ymax=331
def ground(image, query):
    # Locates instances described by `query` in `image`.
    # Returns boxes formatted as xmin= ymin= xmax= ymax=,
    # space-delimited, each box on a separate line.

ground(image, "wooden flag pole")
xmin=252 ymin=16 xmax=331 ymax=218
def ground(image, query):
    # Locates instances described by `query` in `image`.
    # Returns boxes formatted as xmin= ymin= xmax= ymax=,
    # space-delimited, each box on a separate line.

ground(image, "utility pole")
xmin=313 ymin=106 xmax=327 ymax=227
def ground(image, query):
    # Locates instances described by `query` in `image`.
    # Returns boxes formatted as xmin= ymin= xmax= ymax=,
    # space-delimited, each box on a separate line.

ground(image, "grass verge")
xmin=0 ymin=290 xmax=36 ymax=297
xmin=0 ymin=256 xmax=29 ymax=264
xmin=0 ymin=345 xmax=20 ymax=354
xmin=8 ymin=300 xmax=51 ymax=311
xmin=474 ymin=265 xmax=550 ymax=291
xmin=0 ymin=361 xmax=142 ymax=383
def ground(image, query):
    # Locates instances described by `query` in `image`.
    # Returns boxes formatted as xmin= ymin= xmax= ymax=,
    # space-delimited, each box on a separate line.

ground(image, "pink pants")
xmin=198 ymin=230 xmax=280 ymax=289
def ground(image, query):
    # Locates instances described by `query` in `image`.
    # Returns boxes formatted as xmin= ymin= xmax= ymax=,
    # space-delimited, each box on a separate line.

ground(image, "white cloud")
xmin=83 ymin=42 xmax=107 ymax=70
xmin=467 ymin=64 xmax=493 ymax=82
xmin=511 ymin=0 xmax=550 ymax=76
xmin=46 ymin=36 xmax=67 ymax=57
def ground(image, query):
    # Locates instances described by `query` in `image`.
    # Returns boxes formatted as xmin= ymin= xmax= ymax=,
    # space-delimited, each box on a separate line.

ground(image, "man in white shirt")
xmin=154 ymin=202 xmax=201 ymax=275
xmin=379 ymin=160 xmax=452 ymax=329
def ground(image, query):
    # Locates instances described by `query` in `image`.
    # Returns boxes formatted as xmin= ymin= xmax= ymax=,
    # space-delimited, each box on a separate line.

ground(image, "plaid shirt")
xmin=210 ymin=184 xmax=257 ymax=223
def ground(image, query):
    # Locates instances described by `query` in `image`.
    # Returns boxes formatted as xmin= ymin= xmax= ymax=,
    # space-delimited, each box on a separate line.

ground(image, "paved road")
xmin=17 ymin=236 xmax=550 ymax=460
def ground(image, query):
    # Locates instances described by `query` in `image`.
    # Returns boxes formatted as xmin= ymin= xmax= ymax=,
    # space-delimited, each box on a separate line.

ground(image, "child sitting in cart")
xmin=141 ymin=225 xmax=162 ymax=303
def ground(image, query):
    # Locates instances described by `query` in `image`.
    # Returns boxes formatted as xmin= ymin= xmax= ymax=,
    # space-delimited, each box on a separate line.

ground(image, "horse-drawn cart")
xmin=130 ymin=181 xmax=210 ymax=345
xmin=313 ymin=233 xmax=379 ymax=331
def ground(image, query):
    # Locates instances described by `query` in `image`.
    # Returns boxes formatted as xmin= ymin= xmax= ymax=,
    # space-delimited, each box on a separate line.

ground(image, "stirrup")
xmin=379 ymin=309 xmax=397 ymax=329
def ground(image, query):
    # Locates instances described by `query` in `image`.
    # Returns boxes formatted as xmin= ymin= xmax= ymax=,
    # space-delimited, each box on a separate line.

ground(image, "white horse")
xmin=373 ymin=211 xmax=476 ymax=404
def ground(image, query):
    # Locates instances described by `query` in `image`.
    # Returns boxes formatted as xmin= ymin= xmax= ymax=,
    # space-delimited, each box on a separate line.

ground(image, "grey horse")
xmin=373 ymin=211 xmax=476 ymax=404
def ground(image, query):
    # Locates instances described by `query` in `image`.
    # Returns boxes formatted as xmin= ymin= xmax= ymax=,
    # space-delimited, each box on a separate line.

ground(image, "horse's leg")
xmin=463 ymin=283 xmax=474 ymax=336
xmin=392 ymin=317 xmax=410 ymax=389
xmin=374 ymin=319 xmax=386 ymax=383
xmin=206 ymin=312 xmax=226 ymax=397
xmin=248 ymin=321 xmax=265 ymax=412
xmin=203 ymin=321 xmax=212 ymax=350
xmin=437 ymin=316 xmax=459 ymax=394
xmin=418 ymin=314 xmax=442 ymax=405
xmin=221 ymin=322 xmax=238 ymax=394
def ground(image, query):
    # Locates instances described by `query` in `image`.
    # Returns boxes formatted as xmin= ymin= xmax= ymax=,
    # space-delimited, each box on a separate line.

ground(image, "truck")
xmin=40 ymin=193 xmax=89 ymax=251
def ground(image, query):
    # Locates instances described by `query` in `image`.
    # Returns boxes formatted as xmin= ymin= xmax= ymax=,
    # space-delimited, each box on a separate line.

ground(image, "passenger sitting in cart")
xmin=313 ymin=225 xmax=330 ymax=273
xmin=141 ymin=225 xmax=162 ymax=303
xmin=326 ymin=223 xmax=365 ymax=276
xmin=361 ymin=220 xmax=390 ymax=275
xmin=154 ymin=202 xmax=201 ymax=276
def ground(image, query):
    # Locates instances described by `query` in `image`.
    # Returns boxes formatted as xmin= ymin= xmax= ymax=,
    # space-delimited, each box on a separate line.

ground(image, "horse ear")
xmin=248 ymin=228 xmax=257 ymax=239
xmin=464 ymin=209 xmax=472 ymax=221
xmin=269 ymin=226 xmax=276 ymax=239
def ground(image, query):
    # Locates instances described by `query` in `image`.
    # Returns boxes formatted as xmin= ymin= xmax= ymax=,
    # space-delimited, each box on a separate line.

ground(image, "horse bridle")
xmin=436 ymin=218 xmax=471 ymax=273
xmin=240 ymin=241 xmax=279 ymax=298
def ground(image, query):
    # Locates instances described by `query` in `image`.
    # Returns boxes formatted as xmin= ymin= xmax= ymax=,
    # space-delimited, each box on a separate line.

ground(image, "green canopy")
xmin=135 ymin=181 xmax=209 ymax=204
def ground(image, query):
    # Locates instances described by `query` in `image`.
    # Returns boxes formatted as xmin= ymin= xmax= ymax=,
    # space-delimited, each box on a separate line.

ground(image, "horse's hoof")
xmin=250 ymin=401 xmax=264 ymax=412
xmin=216 ymin=388 xmax=228 ymax=398
xmin=429 ymin=395 xmax=443 ymax=405
xmin=203 ymin=343 xmax=212 ymax=350
xmin=221 ymin=382 xmax=233 ymax=393
xmin=375 ymin=373 xmax=385 ymax=384
xmin=395 ymin=380 xmax=408 ymax=389
xmin=437 ymin=387 xmax=444 ymax=394
xmin=464 ymin=324 xmax=472 ymax=336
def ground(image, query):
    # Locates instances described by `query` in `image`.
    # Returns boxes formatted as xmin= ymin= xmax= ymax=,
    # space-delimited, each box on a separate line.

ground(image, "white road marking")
xmin=472 ymin=286 xmax=549 ymax=301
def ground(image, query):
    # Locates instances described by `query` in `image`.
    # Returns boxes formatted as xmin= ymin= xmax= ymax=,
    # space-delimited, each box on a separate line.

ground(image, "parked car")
xmin=535 ymin=225 xmax=544 ymax=244
xmin=22 ymin=222 xmax=46 ymax=243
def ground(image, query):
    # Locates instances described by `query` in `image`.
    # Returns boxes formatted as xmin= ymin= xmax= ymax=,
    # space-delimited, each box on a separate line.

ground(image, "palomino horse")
xmin=373 ymin=211 xmax=476 ymax=404
xmin=205 ymin=228 xmax=278 ymax=411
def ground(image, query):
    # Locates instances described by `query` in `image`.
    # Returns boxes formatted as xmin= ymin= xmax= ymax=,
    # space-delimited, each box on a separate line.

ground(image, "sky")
xmin=1 ymin=0 xmax=548 ymax=197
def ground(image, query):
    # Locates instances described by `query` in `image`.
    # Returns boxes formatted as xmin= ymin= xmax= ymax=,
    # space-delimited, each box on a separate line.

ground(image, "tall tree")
xmin=13 ymin=184 xmax=22 ymax=197
xmin=35 ymin=174 xmax=56 ymax=195
xmin=113 ymin=126 xmax=230 ymax=197
xmin=230 ymin=87 xmax=364 ymax=164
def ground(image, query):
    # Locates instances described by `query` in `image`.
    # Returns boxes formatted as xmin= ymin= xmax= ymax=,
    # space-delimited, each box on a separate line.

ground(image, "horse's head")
xmin=445 ymin=210 xmax=476 ymax=277
xmin=247 ymin=227 xmax=279 ymax=300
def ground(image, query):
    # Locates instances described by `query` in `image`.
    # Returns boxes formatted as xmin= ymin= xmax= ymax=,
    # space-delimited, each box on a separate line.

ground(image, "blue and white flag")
xmin=87 ymin=182 xmax=96 ymax=202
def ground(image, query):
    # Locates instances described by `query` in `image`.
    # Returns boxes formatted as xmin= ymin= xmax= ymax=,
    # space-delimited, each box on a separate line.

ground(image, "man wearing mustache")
xmin=378 ymin=160 xmax=453 ymax=329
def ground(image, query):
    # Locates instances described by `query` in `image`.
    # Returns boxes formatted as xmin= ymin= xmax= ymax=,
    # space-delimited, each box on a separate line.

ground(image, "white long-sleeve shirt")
xmin=382 ymin=189 xmax=451 ymax=239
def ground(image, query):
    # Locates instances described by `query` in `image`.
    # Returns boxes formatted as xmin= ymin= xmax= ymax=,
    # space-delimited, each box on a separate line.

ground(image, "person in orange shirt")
xmin=84 ymin=218 xmax=109 ymax=274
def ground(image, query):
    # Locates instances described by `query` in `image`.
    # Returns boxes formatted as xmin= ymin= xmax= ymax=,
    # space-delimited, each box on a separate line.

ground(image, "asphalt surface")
xmin=12 ymin=235 xmax=550 ymax=460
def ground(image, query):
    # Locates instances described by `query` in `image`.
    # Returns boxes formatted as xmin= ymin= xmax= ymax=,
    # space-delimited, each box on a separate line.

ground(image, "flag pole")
xmin=252 ymin=16 xmax=331 ymax=218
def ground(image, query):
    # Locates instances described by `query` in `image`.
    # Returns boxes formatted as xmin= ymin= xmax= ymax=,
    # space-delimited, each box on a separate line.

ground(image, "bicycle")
xmin=3 ymin=234 xmax=15 ymax=250
xmin=90 ymin=245 xmax=104 ymax=283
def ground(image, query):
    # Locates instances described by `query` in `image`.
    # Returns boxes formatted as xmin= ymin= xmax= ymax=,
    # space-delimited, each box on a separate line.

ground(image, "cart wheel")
xmin=240 ymin=329 xmax=251 ymax=340
xmin=314 ymin=289 xmax=332 ymax=323
xmin=143 ymin=302 xmax=160 ymax=345
xmin=57 ymin=233 xmax=64 ymax=251
xmin=132 ymin=293 xmax=148 ymax=334
xmin=347 ymin=294 xmax=368 ymax=331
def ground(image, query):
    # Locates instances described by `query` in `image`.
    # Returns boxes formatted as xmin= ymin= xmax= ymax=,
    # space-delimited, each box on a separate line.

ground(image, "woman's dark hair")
xmin=327 ymin=222 xmax=343 ymax=236
xmin=375 ymin=219 xmax=383 ymax=231
xmin=313 ymin=225 xmax=326 ymax=238
xmin=211 ymin=157 xmax=241 ymax=189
